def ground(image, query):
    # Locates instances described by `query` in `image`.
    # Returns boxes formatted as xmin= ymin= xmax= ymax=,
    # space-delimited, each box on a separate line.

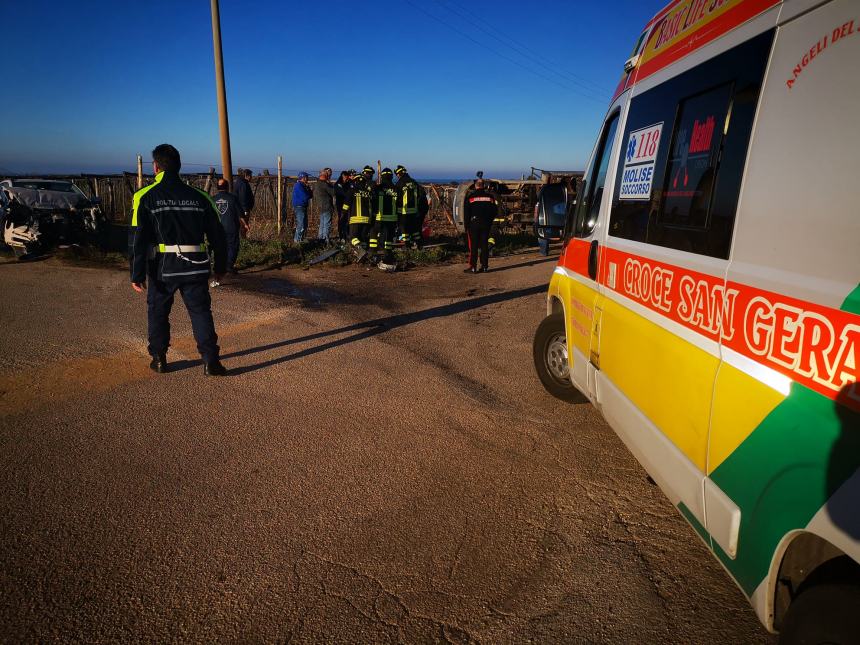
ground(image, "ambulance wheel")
xmin=779 ymin=583 xmax=860 ymax=645
xmin=533 ymin=313 xmax=582 ymax=403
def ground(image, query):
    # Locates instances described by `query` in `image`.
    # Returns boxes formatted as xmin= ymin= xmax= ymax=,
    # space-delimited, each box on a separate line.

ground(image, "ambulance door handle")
xmin=588 ymin=240 xmax=599 ymax=281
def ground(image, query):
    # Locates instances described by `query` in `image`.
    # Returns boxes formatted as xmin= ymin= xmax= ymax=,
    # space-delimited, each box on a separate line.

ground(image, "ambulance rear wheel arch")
xmin=773 ymin=531 xmax=860 ymax=631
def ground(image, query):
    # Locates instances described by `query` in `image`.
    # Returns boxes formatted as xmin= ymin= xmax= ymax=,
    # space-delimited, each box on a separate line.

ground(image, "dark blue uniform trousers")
xmin=223 ymin=225 xmax=240 ymax=271
xmin=147 ymin=277 xmax=219 ymax=363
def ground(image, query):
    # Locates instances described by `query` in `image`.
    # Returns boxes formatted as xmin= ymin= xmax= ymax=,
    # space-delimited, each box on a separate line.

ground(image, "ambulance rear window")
xmin=608 ymin=29 xmax=774 ymax=259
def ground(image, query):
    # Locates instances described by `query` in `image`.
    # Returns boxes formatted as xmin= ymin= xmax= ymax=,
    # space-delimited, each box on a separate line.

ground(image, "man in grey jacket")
xmin=313 ymin=168 xmax=337 ymax=242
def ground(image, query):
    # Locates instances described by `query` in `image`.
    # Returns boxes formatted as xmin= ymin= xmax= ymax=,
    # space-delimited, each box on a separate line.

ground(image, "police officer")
xmin=369 ymin=168 xmax=399 ymax=271
xmin=343 ymin=168 xmax=373 ymax=257
xmin=394 ymin=165 xmax=428 ymax=248
xmin=463 ymin=178 xmax=499 ymax=273
xmin=130 ymin=144 xmax=229 ymax=376
xmin=213 ymin=178 xmax=245 ymax=274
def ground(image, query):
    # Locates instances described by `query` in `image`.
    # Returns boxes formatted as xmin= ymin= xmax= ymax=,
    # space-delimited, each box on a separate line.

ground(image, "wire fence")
xmin=20 ymin=173 xmax=462 ymax=241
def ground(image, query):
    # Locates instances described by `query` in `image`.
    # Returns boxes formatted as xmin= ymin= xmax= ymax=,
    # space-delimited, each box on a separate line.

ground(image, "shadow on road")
xmin=825 ymin=383 xmax=860 ymax=539
xmin=215 ymin=283 xmax=547 ymax=375
xmin=486 ymin=255 xmax=558 ymax=274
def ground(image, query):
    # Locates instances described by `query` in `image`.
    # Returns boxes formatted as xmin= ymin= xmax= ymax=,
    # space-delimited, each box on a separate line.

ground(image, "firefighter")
xmin=344 ymin=168 xmax=373 ymax=257
xmin=369 ymin=167 xmax=399 ymax=271
xmin=129 ymin=144 xmax=228 ymax=375
xmin=463 ymin=178 xmax=498 ymax=273
xmin=394 ymin=165 xmax=428 ymax=248
xmin=362 ymin=164 xmax=375 ymax=186
xmin=487 ymin=211 xmax=506 ymax=255
xmin=335 ymin=169 xmax=354 ymax=242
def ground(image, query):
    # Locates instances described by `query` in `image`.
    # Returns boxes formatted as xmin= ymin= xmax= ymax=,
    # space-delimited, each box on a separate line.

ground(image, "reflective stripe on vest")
xmin=376 ymin=195 xmax=397 ymax=221
xmin=401 ymin=185 xmax=418 ymax=215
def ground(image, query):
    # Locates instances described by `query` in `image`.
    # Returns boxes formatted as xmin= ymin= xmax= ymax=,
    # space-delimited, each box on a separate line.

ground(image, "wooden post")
xmin=203 ymin=167 xmax=215 ymax=193
xmin=136 ymin=155 xmax=143 ymax=189
xmin=277 ymin=155 xmax=283 ymax=238
xmin=107 ymin=181 xmax=115 ymax=220
xmin=210 ymin=0 xmax=234 ymax=189
xmin=377 ymin=159 xmax=381 ymax=185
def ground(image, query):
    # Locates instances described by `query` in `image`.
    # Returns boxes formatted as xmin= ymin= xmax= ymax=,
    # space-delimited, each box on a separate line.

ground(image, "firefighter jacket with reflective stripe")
xmin=345 ymin=178 xmax=373 ymax=225
xmin=373 ymin=181 xmax=398 ymax=223
xmin=395 ymin=175 xmax=428 ymax=218
xmin=463 ymin=189 xmax=500 ymax=229
xmin=129 ymin=171 xmax=227 ymax=284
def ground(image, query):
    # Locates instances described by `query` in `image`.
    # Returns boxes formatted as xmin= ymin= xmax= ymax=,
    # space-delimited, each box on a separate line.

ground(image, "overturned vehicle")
xmin=1 ymin=179 xmax=104 ymax=258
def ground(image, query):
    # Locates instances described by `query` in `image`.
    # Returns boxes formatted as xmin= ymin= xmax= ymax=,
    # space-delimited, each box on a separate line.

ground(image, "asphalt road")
xmin=0 ymin=251 xmax=776 ymax=643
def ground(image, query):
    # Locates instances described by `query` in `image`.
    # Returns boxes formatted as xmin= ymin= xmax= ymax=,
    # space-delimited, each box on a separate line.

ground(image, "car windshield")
xmin=11 ymin=180 xmax=77 ymax=193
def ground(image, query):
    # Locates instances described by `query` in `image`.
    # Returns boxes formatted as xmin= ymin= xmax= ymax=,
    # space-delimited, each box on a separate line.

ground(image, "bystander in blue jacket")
xmin=291 ymin=172 xmax=313 ymax=242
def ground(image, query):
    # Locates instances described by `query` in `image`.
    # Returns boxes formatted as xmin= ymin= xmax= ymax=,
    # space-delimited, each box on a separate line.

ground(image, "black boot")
xmin=149 ymin=353 xmax=168 ymax=373
xmin=203 ymin=360 xmax=228 ymax=376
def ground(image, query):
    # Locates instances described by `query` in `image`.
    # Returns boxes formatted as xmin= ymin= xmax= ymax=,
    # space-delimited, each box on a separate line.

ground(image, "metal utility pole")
xmin=210 ymin=0 xmax=234 ymax=189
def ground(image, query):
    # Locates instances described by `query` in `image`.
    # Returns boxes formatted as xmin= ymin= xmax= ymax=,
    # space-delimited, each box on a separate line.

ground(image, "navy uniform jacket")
xmin=130 ymin=171 xmax=227 ymax=284
xmin=213 ymin=190 xmax=243 ymax=235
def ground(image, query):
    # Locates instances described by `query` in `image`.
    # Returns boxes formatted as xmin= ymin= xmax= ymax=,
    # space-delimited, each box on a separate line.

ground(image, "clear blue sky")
xmin=0 ymin=1 xmax=657 ymax=180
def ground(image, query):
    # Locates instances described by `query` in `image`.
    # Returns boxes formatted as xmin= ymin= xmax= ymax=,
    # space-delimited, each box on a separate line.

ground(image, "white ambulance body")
xmin=533 ymin=0 xmax=860 ymax=640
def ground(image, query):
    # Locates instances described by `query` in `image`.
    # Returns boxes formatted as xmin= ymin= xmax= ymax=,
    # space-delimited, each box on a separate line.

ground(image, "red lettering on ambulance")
xmin=712 ymin=287 xmax=739 ymax=341
xmin=691 ymin=281 xmax=711 ymax=329
xmin=796 ymin=312 xmax=835 ymax=384
xmin=640 ymin=264 xmax=653 ymax=301
xmin=677 ymin=276 xmax=696 ymax=322
xmin=745 ymin=297 xmax=773 ymax=356
xmin=769 ymin=304 xmax=803 ymax=370
xmin=621 ymin=258 xmax=675 ymax=313
xmin=689 ymin=116 xmax=715 ymax=153
xmin=655 ymin=270 xmax=673 ymax=313
xmin=831 ymin=325 xmax=860 ymax=391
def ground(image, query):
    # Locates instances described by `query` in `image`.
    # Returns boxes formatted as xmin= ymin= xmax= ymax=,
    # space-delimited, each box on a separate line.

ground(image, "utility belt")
xmin=148 ymin=242 xmax=209 ymax=266
xmin=375 ymin=213 xmax=398 ymax=223
xmin=159 ymin=243 xmax=207 ymax=253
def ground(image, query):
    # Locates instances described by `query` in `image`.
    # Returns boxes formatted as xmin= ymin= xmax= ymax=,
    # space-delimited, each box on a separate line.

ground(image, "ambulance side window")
xmin=571 ymin=111 xmax=620 ymax=239
xmin=608 ymin=30 xmax=774 ymax=259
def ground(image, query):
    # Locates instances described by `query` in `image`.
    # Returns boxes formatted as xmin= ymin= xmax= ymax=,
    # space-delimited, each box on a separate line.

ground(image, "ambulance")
xmin=532 ymin=0 xmax=859 ymax=640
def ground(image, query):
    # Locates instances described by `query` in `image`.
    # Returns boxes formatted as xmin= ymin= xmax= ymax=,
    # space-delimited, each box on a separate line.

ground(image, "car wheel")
xmin=533 ymin=313 xmax=584 ymax=403
xmin=779 ymin=583 xmax=860 ymax=645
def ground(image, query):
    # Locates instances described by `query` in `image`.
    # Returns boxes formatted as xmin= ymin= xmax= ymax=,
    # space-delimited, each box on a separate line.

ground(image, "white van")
xmin=532 ymin=0 xmax=860 ymax=641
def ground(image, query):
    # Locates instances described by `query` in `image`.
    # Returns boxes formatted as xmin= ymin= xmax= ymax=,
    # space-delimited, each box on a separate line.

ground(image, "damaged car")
xmin=0 ymin=178 xmax=105 ymax=257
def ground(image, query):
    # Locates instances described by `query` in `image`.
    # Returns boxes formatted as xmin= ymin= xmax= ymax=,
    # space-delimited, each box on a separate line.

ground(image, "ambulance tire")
xmin=533 ymin=313 xmax=583 ymax=403
xmin=779 ymin=583 xmax=860 ymax=645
